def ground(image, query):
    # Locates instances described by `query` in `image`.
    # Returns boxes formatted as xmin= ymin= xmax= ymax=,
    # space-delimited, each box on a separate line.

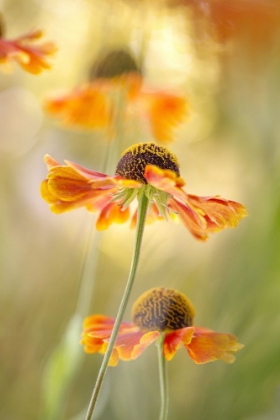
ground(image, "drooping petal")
xmin=96 ymin=202 xmax=130 ymax=230
xmin=169 ymin=198 xmax=213 ymax=241
xmin=99 ymin=342 xmax=120 ymax=367
xmin=40 ymin=179 xmax=59 ymax=205
xmin=41 ymin=156 xmax=119 ymax=214
xmin=81 ymin=335 xmax=105 ymax=354
xmin=139 ymin=91 xmax=188 ymax=143
xmin=163 ymin=327 xmax=195 ymax=361
xmin=81 ymin=315 xmax=115 ymax=354
xmin=81 ymin=315 xmax=145 ymax=366
xmin=186 ymin=327 xmax=244 ymax=364
xmin=169 ymin=194 xmax=247 ymax=241
xmin=47 ymin=166 xmax=96 ymax=201
xmin=65 ymin=161 xmax=142 ymax=189
xmin=130 ymin=203 xmax=164 ymax=229
xmin=145 ymin=164 xmax=247 ymax=240
xmin=65 ymin=160 xmax=112 ymax=181
xmin=110 ymin=330 xmax=158 ymax=361
xmin=41 ymin=184 xmax=111 ymax=214
xmin=131 ymin=331 xmax=160 ymax=359
xmin=44 ymin=83 xmax=111 ymax=129
xmin=144 ymin=165 xmax=186 ymax=197
xmin=83 ymin=314 xmax=117 ymax=331
xmin=189 ymin=195 xmax=247 ymax=227
xmin=0 ymin=30 xmax=57 ymax=74
xmin=44 ymin=154 xmax=60 ymax=170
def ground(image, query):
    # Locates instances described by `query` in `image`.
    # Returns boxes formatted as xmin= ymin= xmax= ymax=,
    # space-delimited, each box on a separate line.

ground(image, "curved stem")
xmin=158 ymin=335 xmax=169 ymax=420
xmin=85 ymin=191 xmax=149 ymax=420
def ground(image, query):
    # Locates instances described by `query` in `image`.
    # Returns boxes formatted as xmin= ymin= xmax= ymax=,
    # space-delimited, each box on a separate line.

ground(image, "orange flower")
xmin=81 ymin=287 xmax=243 ymax=366
xmin=44 ymin=73 xmax=187 ymax=143
xmin=0 ymin=29 xmax=56 ymax=74
xmin=41 ymin=143 xmax=247 ymax=240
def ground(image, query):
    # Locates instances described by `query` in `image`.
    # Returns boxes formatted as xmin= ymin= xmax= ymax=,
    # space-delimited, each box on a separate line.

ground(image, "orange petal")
xmin=169 ymin=198 xmax=212 ymax=241
xmin=145 ymin=165 xmax=247 ymax=240
xmin=42 ymin=190 xmax=111 ymax=214
xmin=108 ymin=330 xmax=159 ymax=361
xmin=83 ymin=314 xmax=116 ymax=330
xmin=125 ymin=73 xmax=143 ymax=99
xmin=47 ymin=167 xmax=95 ymax=201
xmin=81 ymin=335 xmax=105 ymax=354
xmin=143 ymin=92 xmax=188 ymax=143
xmin=131 ymin=331 xmax=160 ymax=359
xmin=41 ymin=156 xmax=117 ymax=214
xmin=0 ymin=30 xmax=57 ymax=74
xmin=81 ymin=315 xmax=115 ymax=354
xmin=163 ymin=327 xmax=195 ymax=361
xmin=114 ymin=331 xmax=146 ymax=360
xmin=145 ymin=164 xmax=185 ymax=191
xmin=96 ymin=202 xmax=130 ymax=230
xmin=40 ymin=179 xmax=58 ymax=205
xmin=189 ymin=195 xmax=247 ymax=227
xmin=44 ymin=83 xmax=111 ymax=129
xmin=130 ymin=203 xmax=164 ymax=229
xmin=130 ymin=210 xmax=137 ymax=229
xmin=81 ymin=315 xmax=138 ymax=366
xmin=114 ymin=176 xmax=142 ymax=189
xmin=146 ymin=203 xmax=165 ymax=225
xmin=44 ymin=154 xmax=60 ymax=170
xmin=186 ymin=327 xmax=243 ymax=364
xmin=65 ymin=160 xmax=114 ymax=182
xmin=100 ymin=343 xmax=120 ymax=366
xmin=169 ymin=194 xmax=247 ymax=241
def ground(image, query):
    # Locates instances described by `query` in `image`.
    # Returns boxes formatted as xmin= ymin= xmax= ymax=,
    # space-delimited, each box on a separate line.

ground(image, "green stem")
xmin=158 ymin=335 xmax=169 ymax=420
xmin=85 ymin=191 xmax=149 ymax=420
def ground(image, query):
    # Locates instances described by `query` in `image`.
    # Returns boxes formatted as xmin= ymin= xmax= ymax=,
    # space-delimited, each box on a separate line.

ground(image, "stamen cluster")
xmin=115 ymin=143 xmax=180 ymax=183
xmin=132 ymin=287 xmax=195 ymax=332
xmin=113 ymin=143 xmax=180 ymax=218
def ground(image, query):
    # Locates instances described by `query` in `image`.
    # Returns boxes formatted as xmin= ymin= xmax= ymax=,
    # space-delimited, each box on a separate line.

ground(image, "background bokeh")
xmin=1 ymin=0 xmax=280 ymax=419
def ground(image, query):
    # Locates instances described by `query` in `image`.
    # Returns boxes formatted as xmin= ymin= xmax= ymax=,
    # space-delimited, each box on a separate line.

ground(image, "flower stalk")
xmin=158 ymin=335 xmax=169 ymax=420
xmin=85 ymin=190 xmax=149 ymax=420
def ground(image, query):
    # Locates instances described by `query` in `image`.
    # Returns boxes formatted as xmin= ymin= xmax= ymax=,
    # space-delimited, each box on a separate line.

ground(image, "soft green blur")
xmin=1 ymin=1 xmax=280 ymax=419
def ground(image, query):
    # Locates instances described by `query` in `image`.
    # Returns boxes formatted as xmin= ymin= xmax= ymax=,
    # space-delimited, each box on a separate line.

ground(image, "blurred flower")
xmin=169 ymin=0 xmax=280 ymax=50
xmin=41 ymin=143 xmax=247 ymax=240
xmin=81 ymin=287 xmax=243 ymax=366
xmin=44 ymin=48 xmax=187 ymax=143
xmin=0 ymin=28 xmax=57 ymax=74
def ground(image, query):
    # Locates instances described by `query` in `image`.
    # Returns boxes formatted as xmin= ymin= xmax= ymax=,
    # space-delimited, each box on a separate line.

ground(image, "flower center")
xmin=90 ymin=49 xmax=141 ymax=79
xmin=132 ymin=287 xmax=195 ymax=332
xmin=115 ymin=143 xmax=180 ymax=184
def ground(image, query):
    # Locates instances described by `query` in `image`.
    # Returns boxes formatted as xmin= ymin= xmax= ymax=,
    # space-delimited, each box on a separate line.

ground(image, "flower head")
xmin=41 ymin=143 xmax=247 ymax=240
xmin=0 ymin=28 xmax=57 ymax=74
xmin=81 ymin=287 xmax=243 ymax=366
xmin=44 ymin=48 xmax=187 ymax=143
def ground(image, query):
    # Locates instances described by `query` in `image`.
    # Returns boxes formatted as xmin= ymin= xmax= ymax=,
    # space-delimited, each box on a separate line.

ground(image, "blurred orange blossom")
xmin=44 ymin=73 xmax=188 ymax=143
xmin=0 ymin=29 xmax=57 ymax=74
